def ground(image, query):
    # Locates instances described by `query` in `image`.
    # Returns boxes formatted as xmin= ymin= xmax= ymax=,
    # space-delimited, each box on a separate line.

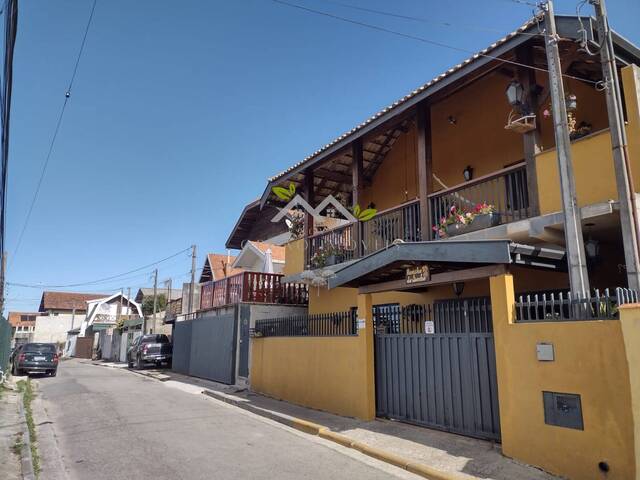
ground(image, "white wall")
xmin=33 ymin=314 xmax=85 ymax=346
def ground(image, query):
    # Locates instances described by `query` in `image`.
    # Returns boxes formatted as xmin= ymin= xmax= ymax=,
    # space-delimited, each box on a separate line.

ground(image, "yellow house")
xmin=228 ymin=14 xmax=640 ymax=480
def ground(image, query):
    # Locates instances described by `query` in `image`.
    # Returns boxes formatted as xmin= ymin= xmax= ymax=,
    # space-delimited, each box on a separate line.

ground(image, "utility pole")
xmin=187 ymin=245 xmax=197 ymax=314
xmin=543 ymin=1 xmax=590 ymax=298
xmin=590 ymin=0 xmax=640 ymax=290
xmin=152 ymin=268 xmax=158 ymax=334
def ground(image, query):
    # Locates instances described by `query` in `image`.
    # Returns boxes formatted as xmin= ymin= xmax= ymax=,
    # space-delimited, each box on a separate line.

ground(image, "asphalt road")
xmin=32 ymin=360 xmax=417 ymax=480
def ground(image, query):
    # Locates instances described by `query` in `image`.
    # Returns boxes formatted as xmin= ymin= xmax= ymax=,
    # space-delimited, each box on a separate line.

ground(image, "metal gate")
xmin=374 ymin=298 xmax=500 ymax=441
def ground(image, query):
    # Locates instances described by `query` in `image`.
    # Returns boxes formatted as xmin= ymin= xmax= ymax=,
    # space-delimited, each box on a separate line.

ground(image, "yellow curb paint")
xmin=289 ymin=418 xmax=324 ymax=435
xmin=406 ymin=462 xmax=465 ymax=480
xmin=351 ymin=442 xmax=410 ymax=470
xmin=318 ymin=429 xmax=355 ymax=448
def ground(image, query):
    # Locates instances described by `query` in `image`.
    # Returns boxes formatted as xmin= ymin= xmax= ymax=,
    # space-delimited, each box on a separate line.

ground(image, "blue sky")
xmin=5 ymin=0 xmax=639 ymax=312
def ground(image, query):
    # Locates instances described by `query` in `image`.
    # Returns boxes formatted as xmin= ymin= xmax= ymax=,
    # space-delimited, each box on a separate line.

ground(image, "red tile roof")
xmin=199 ymin=253 xmax=244 ymax=283
xmin=250 ymin=241 xmax=286 ymax=262
xmin=39 ymin=291 xmax=107 ymax=313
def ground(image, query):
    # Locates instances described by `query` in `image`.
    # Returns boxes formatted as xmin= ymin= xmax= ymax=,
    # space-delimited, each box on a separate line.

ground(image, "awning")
xmin=327 ymin=240 xmax=565 ymax=289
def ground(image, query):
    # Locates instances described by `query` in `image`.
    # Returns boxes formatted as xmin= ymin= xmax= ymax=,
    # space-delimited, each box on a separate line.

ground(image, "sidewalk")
xmin=117 ymin=365 xmax=558 ymax=480
xmin=0 ymin=386 xmax=23 ymax=480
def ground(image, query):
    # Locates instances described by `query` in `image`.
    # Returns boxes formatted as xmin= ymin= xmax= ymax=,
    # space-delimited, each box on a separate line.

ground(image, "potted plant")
xmin=310 ymin=243 xmax=346 ymax=268
xmin=434 ymin=203 xmax=500 ymax=238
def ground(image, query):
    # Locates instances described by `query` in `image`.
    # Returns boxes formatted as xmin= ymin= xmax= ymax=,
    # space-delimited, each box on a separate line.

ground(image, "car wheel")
xmin=136 ymin=356 xmax=143 ymax=370
xmin=127 ymin=360 xmax=133 ymax=368
xmin=50 ymin=369 xmax=57 ymax=377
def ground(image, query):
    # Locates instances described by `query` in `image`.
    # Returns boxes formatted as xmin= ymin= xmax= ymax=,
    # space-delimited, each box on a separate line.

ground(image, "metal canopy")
xmin=328 ymin=240 xmax=566 ymax=289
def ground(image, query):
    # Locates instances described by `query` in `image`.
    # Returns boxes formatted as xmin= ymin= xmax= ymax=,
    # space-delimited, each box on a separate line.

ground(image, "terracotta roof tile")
xmin=39 ymin=291 xmax=108 ymax=312
xmin=249 ymin=241 xmax=286 ymax=262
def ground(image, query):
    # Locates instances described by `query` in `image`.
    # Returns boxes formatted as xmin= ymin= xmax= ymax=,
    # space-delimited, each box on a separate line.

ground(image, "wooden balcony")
xmin=304 ymin=164 xmax=533 ymax=267
xmin=199 ymin=272 xmax=308 ymax=311
xmin=428 ymin=162 xmax=531 ymax=237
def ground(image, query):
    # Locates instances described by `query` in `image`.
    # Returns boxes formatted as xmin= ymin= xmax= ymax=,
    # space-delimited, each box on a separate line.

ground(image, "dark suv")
xmin=127 ymin=334 xmax=172 ymax=369
xmin=12 ymin=343 xmax=59 ymax=376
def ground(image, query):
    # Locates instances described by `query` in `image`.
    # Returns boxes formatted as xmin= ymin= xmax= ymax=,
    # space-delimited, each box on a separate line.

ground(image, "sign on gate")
xmin=424 ymin=320 xmax=435 ymax=334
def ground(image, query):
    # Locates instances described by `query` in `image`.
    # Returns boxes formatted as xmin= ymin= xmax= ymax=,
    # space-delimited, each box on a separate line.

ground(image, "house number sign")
xmin=406 ymin=265 xmax=430 ymax=284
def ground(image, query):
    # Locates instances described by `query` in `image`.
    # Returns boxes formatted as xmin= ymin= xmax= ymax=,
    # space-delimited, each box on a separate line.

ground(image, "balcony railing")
xmin=428 ymin=163 xmax=531 ymax=237
xmin=360 ymin=200 xmax=421 ymax=255
xmin=199 ymin=272 xmax=308 ymax=311
xmin=306 ymin=200 xmax=421 ymax=268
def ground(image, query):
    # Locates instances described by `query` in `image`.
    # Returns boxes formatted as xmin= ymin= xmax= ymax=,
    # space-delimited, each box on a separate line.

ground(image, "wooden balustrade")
xmin=199 ymin=272 xmax=308 ymax=311
xmin=428 ymin=163 xmax=531 ymax=237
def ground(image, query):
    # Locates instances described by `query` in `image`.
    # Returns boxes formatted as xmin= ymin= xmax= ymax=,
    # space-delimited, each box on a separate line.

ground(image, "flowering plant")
xmin=433 ymin=203 xmax=496 ymax=237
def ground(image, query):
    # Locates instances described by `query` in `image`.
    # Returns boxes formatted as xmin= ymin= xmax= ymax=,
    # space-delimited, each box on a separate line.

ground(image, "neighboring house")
xmin=231 ymin=16 xmax=640 ymax=480
xmin=32 ymin=291 xmax=106 ymax=345
xmin=231 ymin=241 xmax=285 ymax=274
xmin=7 ymin=311 xmax=37 ymax=347
xmin=134 ymin=287 xmax=183 ymax=304
xmin=225 ymin=198 xmax=291 ymax=251
xmin=198 ymin=253 xmax=243 ymax=283
xmin=79 ymin=292 xmax=143 ymax=362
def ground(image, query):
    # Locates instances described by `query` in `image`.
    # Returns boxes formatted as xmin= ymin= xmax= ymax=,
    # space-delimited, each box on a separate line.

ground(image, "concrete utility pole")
xmin=543 ymin=1 xmax=590 ymax=297
xmin=152 ymin=268 xmax=158 ymax=334
xmin=188 ymin=245 xmax=197 ymax=314
xmin=590 ymin=0 xmax=640 ymax=291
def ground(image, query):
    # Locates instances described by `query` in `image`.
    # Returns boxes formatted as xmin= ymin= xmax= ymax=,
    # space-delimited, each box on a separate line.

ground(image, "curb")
xmin=202 ymin=389 xmax=466 ymax=480
xmin=17 ymin=387 xmax=36 ymax=480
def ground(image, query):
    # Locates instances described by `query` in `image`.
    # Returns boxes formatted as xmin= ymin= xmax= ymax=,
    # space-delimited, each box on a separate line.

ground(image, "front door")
xmin=373 ymin=297 xmax=500 ymax=441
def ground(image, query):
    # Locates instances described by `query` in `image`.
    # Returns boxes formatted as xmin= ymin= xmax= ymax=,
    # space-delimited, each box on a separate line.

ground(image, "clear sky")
xmin=5 ymin=0 xmax=640 ymax=312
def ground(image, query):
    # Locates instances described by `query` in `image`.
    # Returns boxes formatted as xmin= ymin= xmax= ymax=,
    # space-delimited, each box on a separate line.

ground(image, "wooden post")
xmin=516 ymin=46 xmax=541 ymax=217
xmin=303 ymin=170 xmax=314 ymax=267
xmin=416 ymin=103 xmax=433 ymax=240
xmin=352 ymin=139 xmax=363 ymax=257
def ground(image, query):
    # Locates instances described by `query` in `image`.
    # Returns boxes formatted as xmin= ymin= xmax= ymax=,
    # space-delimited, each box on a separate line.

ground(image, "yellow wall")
xmin=535 ymin=129 xmax=617 ymax=214
xmin=620 ymin=303 xmax=640 ymax=478
xmin=622 ymin=65 xmax=640 ymax=193
xmin=490 ymin=274 xmax=637 ymax=480
xmin=283 ymin=238 xmax=305 ymax=276
xmin=360 ymin=125 xmax=418 ymax=211
xmin=250 ymin=293 xmax=376 ymax=420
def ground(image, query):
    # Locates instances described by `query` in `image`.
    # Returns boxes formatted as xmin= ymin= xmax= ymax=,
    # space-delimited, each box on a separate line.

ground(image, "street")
xmin=31 ymin=360 xmax=417 ymax=480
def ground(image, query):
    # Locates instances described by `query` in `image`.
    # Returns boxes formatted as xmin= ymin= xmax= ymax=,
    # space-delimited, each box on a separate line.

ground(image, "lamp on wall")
xmin=463 ymin=166 xmax=473 ymax=182
xmin=452 ymin=282 xmax=465 ymax=297
xmin=584 ymin=223 xmax=600 ymax=262
xmin=505 ymin=80 xmax=525 ymax=109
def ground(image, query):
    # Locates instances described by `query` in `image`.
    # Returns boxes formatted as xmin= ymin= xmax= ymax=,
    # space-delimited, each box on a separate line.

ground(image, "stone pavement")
xmin=105 ymin=363 xmax=559 ymax=480
xmin=0 ymin=385 xmax=25 ymax=480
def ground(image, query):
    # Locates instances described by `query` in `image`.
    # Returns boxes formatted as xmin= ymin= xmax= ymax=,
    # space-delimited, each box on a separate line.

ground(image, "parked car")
xmin=127 ymin=334 xmax=172 ymax=369
xmin=12 ymin=343 xmax=59 ymax=377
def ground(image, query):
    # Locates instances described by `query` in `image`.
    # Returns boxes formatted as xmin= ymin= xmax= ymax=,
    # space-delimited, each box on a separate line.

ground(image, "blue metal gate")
xmin=374 ymin=298 xmax=500 ymax=441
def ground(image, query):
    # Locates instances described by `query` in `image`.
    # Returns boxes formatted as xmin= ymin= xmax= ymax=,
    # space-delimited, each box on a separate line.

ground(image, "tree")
xmin=141 ymin=294 xmax=167 ymax=316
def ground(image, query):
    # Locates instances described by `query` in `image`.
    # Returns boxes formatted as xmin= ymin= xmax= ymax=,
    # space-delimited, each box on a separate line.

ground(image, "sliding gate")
xmin=373 ymin=298 xmax=500 ymax=441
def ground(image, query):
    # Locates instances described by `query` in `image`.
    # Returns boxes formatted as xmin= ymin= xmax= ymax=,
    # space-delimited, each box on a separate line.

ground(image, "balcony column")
xmin=352 ymin=139 xmax=363 ymax=257
xmin=516 ymin=46 xmax=541 ymax=216
xmin=303 ymin=170 xmax=315 ymax=267
xmin=417 ymin=103 xmax=433 ymax=240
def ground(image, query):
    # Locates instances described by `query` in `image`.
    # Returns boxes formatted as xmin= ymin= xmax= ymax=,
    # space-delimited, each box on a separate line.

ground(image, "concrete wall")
xmin=490 ymin=274 xmax=638 ymax=480
xmin=33 ymin=314 xmax=85 ymax=345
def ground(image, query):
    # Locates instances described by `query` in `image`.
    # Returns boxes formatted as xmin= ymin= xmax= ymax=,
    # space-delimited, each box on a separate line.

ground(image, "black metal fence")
xmin=515 ymin=287 xmax=638 ymax=322
xmin=253 ymin=311 xmax=357 ymax=337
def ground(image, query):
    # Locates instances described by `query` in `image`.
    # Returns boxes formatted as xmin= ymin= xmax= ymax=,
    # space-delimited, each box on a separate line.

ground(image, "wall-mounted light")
xmin=463 ymin=166 xmax=473 ymax=182
xmin=565 ymin=93 xmax=578 ymax=112
xmin=453 ymin=282 xmax=465 ymax=297
xmin=584 ymin=223 xmax=600 ymax=262
xmin=506 ymin=80 xmax=525 ymax=108
xmin=447 ymin=115 xmax=457 ymax=125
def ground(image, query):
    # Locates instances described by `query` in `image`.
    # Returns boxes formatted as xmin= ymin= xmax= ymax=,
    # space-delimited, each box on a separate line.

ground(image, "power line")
xmin=271 ymin=0 xmax=598 ymax=85
xmin=7 ymin=246 xmax=191 ymax=288
xmin=314 ymin=0 xmax=542 ymax=37
xmin=10 ymin=0 xmax=98 ymax=267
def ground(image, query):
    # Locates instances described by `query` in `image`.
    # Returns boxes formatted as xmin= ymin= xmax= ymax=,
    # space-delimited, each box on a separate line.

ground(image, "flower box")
xmin=445 ymin=212 xmax=501 ymax=236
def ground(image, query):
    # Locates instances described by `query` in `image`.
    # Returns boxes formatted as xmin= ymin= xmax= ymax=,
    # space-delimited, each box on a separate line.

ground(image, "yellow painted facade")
xmin=622 ymin=65 xmax=640 ymax=192
xmin=250 ymin=292 xmax=376 ymax=420
xmin=490 ymin=274 xmax=638 ymax=480
xmin=283 ymin=238 xmax=304 ymax=276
